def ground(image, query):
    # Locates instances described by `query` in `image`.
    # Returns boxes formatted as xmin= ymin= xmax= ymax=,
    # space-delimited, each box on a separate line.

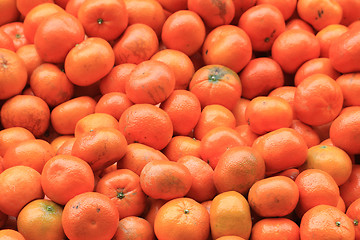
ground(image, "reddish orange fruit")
xmin=62 ymin=192 xmax=119 ymax=240
xmin=0 ymin=127 xmax=35 ymax=157
xmin=3 ymin=139 xmax=55 ymax=173
xmin=188 ymin=0 xmax=235 ymax=28
xmin=0 ymin=229 xmax=25 ymax=239
xmin=202 ymin=25 xmax=252 ymax=73
xmin=125 ymin=60 xmax=176 ymax=105
xmin=160 ymin=90 xmax=201 ymax=136
xmin=346 ymin=198 xmax=360 ymax=239
xmin=295 ymin=169 xmax=340 ymax=217
xmin=34 ymin=12 xmax=85 ymax=63
xmin=64 ymin=37 xmax=115 ymax=87
xmin=113 ymin=23 xmax=158 ymax=65
xmin=239 ymin=4 xmax=285 ymax=52
xmin=248 ymin=176 xmax=299 ymax=217
xmin=140 ymin=160 xmax=192 ymax=200
xmin=330 ymin=106 xmax=360 ymax=155
xmin=200 ymin=126 xmax=246 ymax=169
xmin=178 ymin=155 xmax=217 ymax=202
xmin=297 ymin=0 xmax=343 ymax=31
xmin=294 ymin=74 xmax=343 ymax=126
xmin=272 ymin=29 xmax=320 ymax=74
xmin=239 ymin=57 xmax=284 ymax=100
xmin=194 ymin=104 xmax=236 ymax=140
xmin=118 ymin=104 xmax=173 ymax=150
xmin=213 ymin=146 xmax=265 ymax=195
xmin=0 ymin=166 xmax=44 ymax=217
xmin=96 ymin=169 xmax=147 ymax=219
xmin=154 ymin=197 xmax=210 ymax=240
xmin=300 ymin=205 xmax=355 ymax=240
xmin=245 ymin=96 xmax=293 ymax=135
xmin=117 ymin=142 xmax=169 ymax=176
xmin=251 ymin=218 xmax=300 ymax=240
xmin=71 ymin=127 xmax=127 ymax=172
xmin=329 ymin=25 xmax=360 ymax=73
xmin=189 ymin=65 xmax=242 ymax=110
xmin=41 ymin=155 xmax=95 ymax=205
xmin=161 ymin=10 xmax=206 ymax=56
xmin=1 ymin=95 xmax=50 ymax=137
xmin=162 ymin=136 xmax=201 ymax=162
xmin=0 ymin=48 xmax=27 ymax=100
xmin=252 ymin=128 xmax=308 ymax=174
xmin=77 ymin=0 xmax=128 ymax=41
xmin=112 ymin=216 xmax=155 ymax=240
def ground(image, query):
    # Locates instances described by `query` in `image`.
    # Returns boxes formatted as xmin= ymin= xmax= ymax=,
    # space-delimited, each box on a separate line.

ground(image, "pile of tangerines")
xmin=1 ymin=0 xmax=360 ymax=239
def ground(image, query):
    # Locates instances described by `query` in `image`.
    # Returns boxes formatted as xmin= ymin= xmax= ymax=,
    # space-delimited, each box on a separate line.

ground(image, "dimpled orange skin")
xmin=294 ymin=73 xmax=344 ymax=126
xmin=251 ymin=218 xmax=300 ymax=240
xmin=139 ymin=160 xmax=192 ymax=200
xmin=154 ymin=197 xmax=210 ymax=240
xmin=0 ymin=229 xmax=25 ymax=239
xmin=341 ymin=165 xmax=360 ymax=210
xmin=297 ymin=0 xmax=343 ymax=31
xmin=295 ymin=169 xmax=340 ymax=217
xmin=248 ymin=176 xmax=299 ymax=217
xmin=238 ymin=4 xmax=286 ymax=52
xmin=294 ymin=58 xmax=341 ymax=86
xmin=62 ymin=192 xmax=119 ymax=240
xmin=161 ymin=10 xmax=206 ymax=56
xmin=0 ymin=48 xmax=27 ymax=100
xmin=336 ymin=73 xmax=360 ymax=107
xmin=346 ymin=198 xmax=360 ymax=239
xmin=239 ymin=57 xmax=285 ymax=100
xmin=78 ymin=0 xmax=128 ymax=41
xmin=329 ymin=26 xmax=360 ymax=73
xmin=118 ymin=104 xmax=173 ymax=150
xmin=187 ymin=0 xmax=235 ymax=28
xmin=245 ymin=96 xmax=293 ymax=135
xmin=162 ymin=136 xmax=201 ymax=162
xmin=271 ymin=29 xmax=320 ymax=74
xmin=200 ymin=126 xmax=247 ymax=169
xmin=202 ymin=25 xmax=252 ymax=73
xmin=16 ymin=199 xmax=65 ymax=240
xmin=64 ymin=37 xmax=115 ymax=87
xmin=34 ymin=12 xmax=85 ymax=64
xmin=117 ymin=143 xmax=169 ymax=176
xmin=95 ymin=169 xmax=147 ymax=220
xmin=189 ymin=64 xmax=242 ymax=111
xmin=50 ymin=96 xmax=96 ymax=135
xmin=0 ymin=127 xmax=35 ymax=157
xmin=303 ymin=144 xmax=353 ymax=186
xmin=178 ymin=155 xmax=217 ymax=202
xmin=3 ymin=139 xmax=56 ymax=173
xmin=330 ymin=106 xmax=360 ymax=155
xmin=41 ymin=155 xmax=95 ymax=206
xmin=0 ymin=166 xmax=44 ymax=217
xmin=29 ymin=63 xmax=74 ymax=107
xmin=210 ymin=191 xmax=252 ymax=240
xmin=71 ymin=127 xmax=128 ymax=172
xmin=1 ymin=95 xmax=50 ymax=137
xmin=213 ymin=146 xmax=265 ymax=195
xmin=300 ymin=205 xmax=355 ymax=240
xmin=252 ymin=128 xmax=308 ymax=175
xmin=113 ymin=23 xmax=159 ymax=65
xmin=125 ymin=60 xmax=176 ymax=105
